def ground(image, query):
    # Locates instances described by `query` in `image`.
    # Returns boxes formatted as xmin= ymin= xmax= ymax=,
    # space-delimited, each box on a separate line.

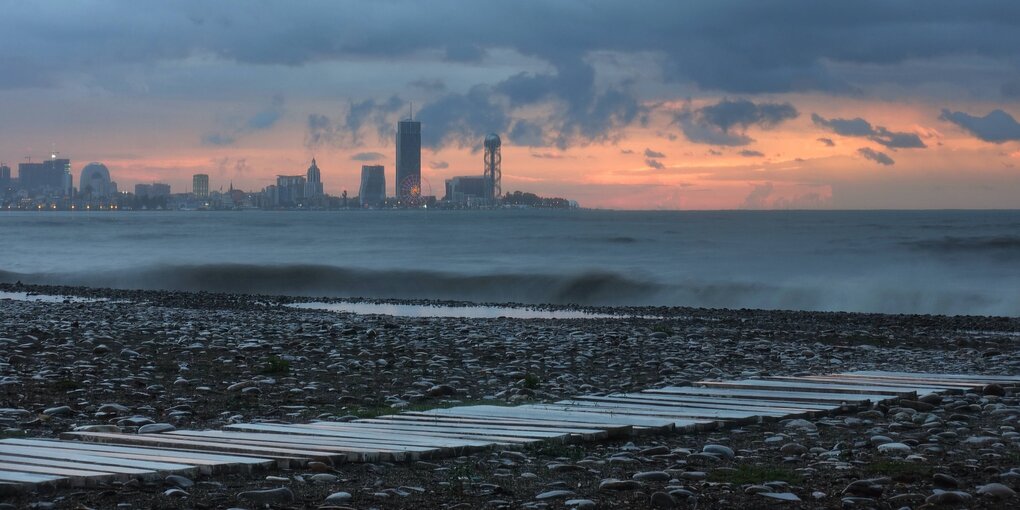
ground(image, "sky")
xmin=2 ymin=1 xmax=1020 ymax=209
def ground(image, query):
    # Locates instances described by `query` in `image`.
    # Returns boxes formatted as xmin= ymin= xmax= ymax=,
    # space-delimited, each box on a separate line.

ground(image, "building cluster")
xmin=0 ymin=156 xmax=128 ymax=210
xmin=2 ymin=112 xmax=575 ymax=211
xmin=352 ymin=115 xmax=504 ymax=209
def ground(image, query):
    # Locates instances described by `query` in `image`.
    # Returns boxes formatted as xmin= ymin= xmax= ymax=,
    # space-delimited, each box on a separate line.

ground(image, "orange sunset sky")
xmin=2 ymin=2 xmax=1019 ymax=209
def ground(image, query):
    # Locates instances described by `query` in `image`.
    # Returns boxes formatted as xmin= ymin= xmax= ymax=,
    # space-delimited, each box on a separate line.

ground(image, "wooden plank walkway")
xmin=0 ymin=371 xmax=1014 ymax=490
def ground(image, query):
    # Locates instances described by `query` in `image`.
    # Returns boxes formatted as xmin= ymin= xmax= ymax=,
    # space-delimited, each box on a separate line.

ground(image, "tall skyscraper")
xmin=395 ymin=116 xmax=421 ymax=201
xmin=273 ymin=175 xmax=306 ymax=206
xmin=304 ymin=158 xmax=324 ymax=197
xmin=359 ymin=165 xmax=386 ymax=208
xmin=193 ymin=174 xmax=209 ymax=198
xmin=0 ymin=164 xmax=10 ymax=184
xmin=19 ymin=157 xmax=71 ymax=196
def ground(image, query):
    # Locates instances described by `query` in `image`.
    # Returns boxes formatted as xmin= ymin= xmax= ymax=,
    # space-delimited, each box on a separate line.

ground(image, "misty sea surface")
xmin=1 ymin=209 xmax=1019 ymax=317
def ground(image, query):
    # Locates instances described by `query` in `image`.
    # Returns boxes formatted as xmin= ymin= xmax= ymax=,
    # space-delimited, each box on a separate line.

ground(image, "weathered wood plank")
xmin=4 ymin=439 xmax=273 ymax=471
xmin=378 ymin=414 xmax=620 ymax=439
xmin=422 ymin=405 xmax=686 ymax=430
xmin=843 ymin=371 xmax=1020 ymax=383
xmin=224 ymin=423 xmax=496 ymax=449
xmin=0 ymin=470 xmax=63 ymax=485
xmin=618 ymin=392 xmax=836 ymax=410
xmin=547 ymin=400 xmax=786 ymax=419
xmin=349 ymin=418 xmax=587 ymax=440
xmin=61 ymin=432 xmax=339 ymax=466
xmin=645 ymin=386 xmax=888 ymax=403
xmin=165 ymin=430 xmax=434 ymax=461
xmin=697 ymin=379 xmax=918 ymax=397
xmin=0 ymin=462 xmax=121 ymax=485
xmin=573 ymin=394 xmax=826 ymax=416
xmin=783 ymin=375 xmax=972 ymax=391
xmin=832 ymin=373 xmax=1014 ymax=387
xmin=0 ymin=444 xmax=197 ymax=474
xmin=166 ymin=430 xmax=430 ymax=452
xmin=302 ymin=422 xmax=545 ymax=444
xmin=0 ymin=454 xmax=155 ymax=477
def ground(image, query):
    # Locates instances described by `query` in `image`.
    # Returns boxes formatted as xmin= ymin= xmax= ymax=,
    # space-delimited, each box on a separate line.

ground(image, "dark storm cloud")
xmin=7 ymin=1 xmax=1020 ymax=152
xmin=675 ymin=99 xmax=798 ymax=146
xmin=410 ymin=79 xmax=446 ymax=93
xmin=811 ymin=115 xmax=873 ymax=137
xmin=509 ymin=120 xmax=545 ymax=147
xmin=939 ymin=109 xmax=1020 ymax=143
xmin=645 ymin=159 xmax=665 ymax=169
xmin=346 ymin=96 xmax=405 ymax=144
xmin=304 ymin=96 xmax=405 ymax=149
xmin=202 ymin=94 xmax=285 ymax=146
xmin=644 ymin=148 xmax=665 ymax=158
xmin=698 ymin=99 xmax=798 ymax=132
xmin=1003 ymin=81 xmax=1020 ymax=99
xmin=6 ymin=2 xmax=1020 ymax=95
xmin=491 ymin=59 xmax=644 ymax=147
xmin=812 ymin=114 xmax=926 ymax=149
xmin=817 ymin=137 xmax=835 ymax=146
xmin=416 ymin=85 xmax=511 ymax=149
xmin=858 ymin=147 xmax=895 ymax=165
xmin=739 ymin=149 xmax=765 ymax=157
xmin=351 ymin=152 xmax=384 ymax=161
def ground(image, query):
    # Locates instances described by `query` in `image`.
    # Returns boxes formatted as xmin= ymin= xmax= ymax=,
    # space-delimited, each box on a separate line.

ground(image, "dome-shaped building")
xmin=79 ymin=163 xmax=117 ymax=197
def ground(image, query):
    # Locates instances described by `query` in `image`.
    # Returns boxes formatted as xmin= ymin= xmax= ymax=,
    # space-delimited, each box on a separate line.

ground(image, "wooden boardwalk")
xmin=2 ymin=371 xmax=1018 ymax=490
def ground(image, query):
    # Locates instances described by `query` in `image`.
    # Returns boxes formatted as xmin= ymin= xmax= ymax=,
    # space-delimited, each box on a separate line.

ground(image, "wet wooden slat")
xmin=645 ymin=386 xmax=889 ymax=404
xmin=696 ymin=379 xmax=918 ymax=397
xmin=0 ymin=470 xmax=64 ymax=485
xmin=844 ymin=371 xmax=1020 ymax=383
xmin=4 ymin=439 xmax=273 ymax=471
xmin=60 ymin=432 xmax=340 ymax=465
xmin=0 ymin=444 xmax=197 ymax=474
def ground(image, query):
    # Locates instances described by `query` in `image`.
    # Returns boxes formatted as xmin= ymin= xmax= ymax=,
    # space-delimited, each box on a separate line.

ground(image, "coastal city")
xmin=0 ymin=118 xmax=576 ymax=211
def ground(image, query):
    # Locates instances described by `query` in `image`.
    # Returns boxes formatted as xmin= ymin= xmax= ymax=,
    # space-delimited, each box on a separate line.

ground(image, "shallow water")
xmin=0 ymin=291 xmax=102 ymax=303
xmin=289 ymin=301 xmax=623 ymax=319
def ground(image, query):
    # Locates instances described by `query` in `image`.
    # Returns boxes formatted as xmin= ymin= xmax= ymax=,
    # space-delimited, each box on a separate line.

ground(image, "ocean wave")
xmin=0 ymin=264 xmax=663 ymax=306
xmin=2 ymin=264 xmax=1016 ymax=316
xmin=904 ymin=236 xmax=1020 ymax=257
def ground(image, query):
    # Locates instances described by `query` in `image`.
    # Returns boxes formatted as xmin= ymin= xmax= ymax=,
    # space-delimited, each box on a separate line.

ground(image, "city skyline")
xmin=1 ymin=2 xmax=1019 ymax=209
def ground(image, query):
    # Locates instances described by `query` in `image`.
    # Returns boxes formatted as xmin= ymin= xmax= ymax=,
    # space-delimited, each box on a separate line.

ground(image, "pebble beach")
xmin=2 ymin=282 xmax=1020 ymax=509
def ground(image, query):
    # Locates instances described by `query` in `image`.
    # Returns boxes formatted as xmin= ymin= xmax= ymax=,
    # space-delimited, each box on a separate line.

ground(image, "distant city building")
xmin=304 ymin=158 xmax=324 ymax=197
xmin=0 ymin=164 xmax=10 ymax=184
xmin=483 ymin=133 xmax=502 ymax=201
xmin=359 ymin=165 xmax=386 ymax=208
xmin=19 ymin=157 xmax=71 ymax=196
xmin=192 ymin=174 xmax=209 ymax=198
xmin=272 ymin=175 xmax=306 ymax=206
xmin=79 ymin=162 xmax=117 ymax=197
xmin=395 ymin=116 xmax=421 ymax=201
xmin=135 ymin=183 xmax=170 ymax=198
xmin=444 ymin=175 xmax=489 ymax=205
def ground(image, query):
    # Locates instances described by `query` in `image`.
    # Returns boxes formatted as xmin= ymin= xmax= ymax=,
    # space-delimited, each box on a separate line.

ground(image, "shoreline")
xmin=1 ymin=283 xmax=1019 ymax=508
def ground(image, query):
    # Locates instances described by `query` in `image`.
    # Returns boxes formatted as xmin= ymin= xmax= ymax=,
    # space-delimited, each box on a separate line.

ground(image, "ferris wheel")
xmin=399 ymin=175 xmax=431 ymax=207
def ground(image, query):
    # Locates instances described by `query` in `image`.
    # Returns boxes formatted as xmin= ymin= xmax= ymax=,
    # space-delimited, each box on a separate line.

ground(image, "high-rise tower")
xmin=395 ymin=110 xmax=421 ymax=202
xmin=193 ymin=174 xmax=209 ymax=198
xmin=305 ymin=158 xmax=324 ymax=197
xmin=483 ymin=133 xmax=501 ymax=202
xmin=359 ymin=165 xmax=386 ymax=208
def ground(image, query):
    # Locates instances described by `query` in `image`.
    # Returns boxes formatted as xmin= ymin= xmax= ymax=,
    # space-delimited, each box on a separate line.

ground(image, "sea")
xmin=1 ymin=209 xmax=1018 ymax=317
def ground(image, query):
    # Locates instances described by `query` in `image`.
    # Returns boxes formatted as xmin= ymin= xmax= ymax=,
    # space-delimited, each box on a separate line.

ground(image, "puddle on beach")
xmin=0 ymin=291 xmax=105 ymax=303
xmin=290 ymin=301 xmax=628 ymax=319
